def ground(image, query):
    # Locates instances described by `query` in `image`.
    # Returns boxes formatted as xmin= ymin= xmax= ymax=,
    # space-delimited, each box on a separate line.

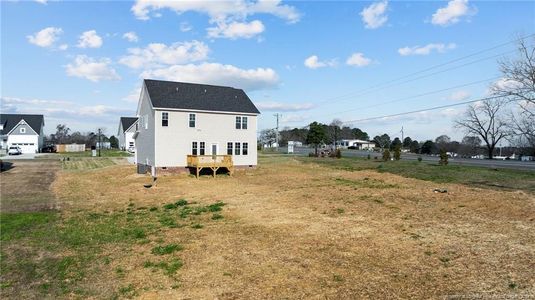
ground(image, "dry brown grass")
xmin=48 ymin=155 xmax=535 ymax=299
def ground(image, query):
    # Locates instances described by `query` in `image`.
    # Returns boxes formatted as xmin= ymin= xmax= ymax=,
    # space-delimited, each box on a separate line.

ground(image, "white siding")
xmin=135 ymin=85 xmax=156 ymax=166
xmin=154 ymin=110 xmax=258 ymax=167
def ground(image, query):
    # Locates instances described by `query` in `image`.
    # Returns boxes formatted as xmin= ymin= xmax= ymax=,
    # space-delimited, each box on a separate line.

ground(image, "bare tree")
xmin=492 ymin=36 xmax=535 ymax=149
xmin=455 ymin=99 xmax=509 ymax=159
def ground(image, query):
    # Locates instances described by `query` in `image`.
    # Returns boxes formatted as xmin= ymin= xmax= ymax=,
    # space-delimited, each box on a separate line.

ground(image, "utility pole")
xmin=98 ymin=128 xmax=101 ymax=157
xmin=401 ymin=126 xmax=404 ymax=150
xmin=274 ymin=113 xmax=280 ymax=151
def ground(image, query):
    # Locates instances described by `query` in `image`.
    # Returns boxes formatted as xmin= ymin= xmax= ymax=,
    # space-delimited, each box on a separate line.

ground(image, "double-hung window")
xmin=227 ymin=142 xmax=233 ymax=155
xmin=162 ymin=112 xmax=169 ymax=126
xmin=242 ymin=117 xmax=248 ymax=129
xmin=234 ymin=142 xmax=241 ymax=155
xmin=200 ymin=142 xmax=205 ymax=155
xmin=192 ymin=142 xmax=198 ymax=155
xmin=235 ymin=116 xmax=242 ymax=129
xmin=189 ymin=114 xmax=196 ymax=128
xmin=243 ymin=142 xmax=248 ymax=155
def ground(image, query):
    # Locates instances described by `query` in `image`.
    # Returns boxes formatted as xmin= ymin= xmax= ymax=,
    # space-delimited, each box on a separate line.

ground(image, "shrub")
xmin=334 ymin=149 xmax=342 ymax=159
xmin=382 ymin=149 xmax=391 ymax=161
xmin=367 ymin=154 xmax=371 ymax=160
xmin=417 ymin=156 xmax=422 ymax=162
xmin=393 ymin=145 xmax=401 ymax=161
xmin=439 ymin=149 xmax=449 ymax=165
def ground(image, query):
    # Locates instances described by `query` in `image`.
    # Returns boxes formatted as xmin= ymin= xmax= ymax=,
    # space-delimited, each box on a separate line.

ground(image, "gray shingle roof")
xmin=0 ymin=114 xmax=44 ymax=135
xmin=144 ymin=79 xmax=260 ymax=114
xmin=120 ymin=117 xmax=138 ymax=132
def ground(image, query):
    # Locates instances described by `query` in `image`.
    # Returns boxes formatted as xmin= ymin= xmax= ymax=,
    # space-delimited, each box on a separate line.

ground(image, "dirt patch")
xmin=45 ymin=155 xmax=535 ymax=298
xmin=0 ymin=159 xmax=61 ymax=212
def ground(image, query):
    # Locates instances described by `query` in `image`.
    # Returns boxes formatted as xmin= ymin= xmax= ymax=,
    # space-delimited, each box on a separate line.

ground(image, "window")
xmin=235 ymin=116 xmax=241 ymax=129
xmin=192 ymin=142 xmax=198 ymax=155
xmin=162 ymin=112 xmax=168 ymax=126
xmin=20 ymin=127 xmax=26 ymax=134
xmin=227 ymin=142 xmax=233 ymax=155
xmin=243 ymin=142 xmax=248 ymax=155
xmin=242 ymin=117 xmax=248 ymax=129
xmin=129 ymin=142 xmax=134 ymax=147
xmin=189 ymin=114 xmax=196 ymax=127
xmin=200 ymin=142 xmax=205 ymax=155
xmin=234 ymin=142 xmax=240 ymax=155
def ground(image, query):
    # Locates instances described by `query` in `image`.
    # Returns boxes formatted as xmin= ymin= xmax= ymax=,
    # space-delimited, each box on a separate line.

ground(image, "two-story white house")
xmin=117 ymin=117 xmax=138 ymax=151
xmin=135 ymin=79 xmax=260 ymax=175
xmin=0 ymin=114 xmax=45 ymax=153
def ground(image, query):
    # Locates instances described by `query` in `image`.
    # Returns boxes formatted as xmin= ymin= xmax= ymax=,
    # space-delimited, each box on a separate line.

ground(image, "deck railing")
xmin=186 ymin=155 xmax=233 ymax=177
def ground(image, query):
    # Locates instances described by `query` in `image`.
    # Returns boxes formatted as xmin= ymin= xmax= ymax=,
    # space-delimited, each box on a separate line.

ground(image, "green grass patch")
xmin=298 ymin=156 xmax=535 ymax=193
xmin=0 ymin=212 xmax=57 ymax=241
xmin=143 ymin=258 xmax=183 ymax=276
xmin=151 ymin=244 xmax=183 ymax=255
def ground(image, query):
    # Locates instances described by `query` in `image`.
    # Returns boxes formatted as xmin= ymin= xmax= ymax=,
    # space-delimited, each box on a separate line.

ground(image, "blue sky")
xmin=1 ymin=0 xmax=534 ymax=141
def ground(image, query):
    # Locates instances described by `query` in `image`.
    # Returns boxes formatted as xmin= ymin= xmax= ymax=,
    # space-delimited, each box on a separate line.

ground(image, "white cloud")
xmin=398 ymin=43 xmax=456 ymax=56
xmin=255 ymin=101 xmax=314 ymax=112
xmin=207 ymin=20 xmax=265 ymax=39
xmin=122 ymin=31 xmax=139 ymax=42
xmin=131 ymin=0 xmax=300 ymax=23
xmin=431 ymin=0 xmax=476 ymax=26
xmin=281 ymin=113 xmax=309 ymax=123
xmin=449 ymin=90 xmax=471 ymax=101
xmin=65 ymin=55 xmax=121 ymax=82
xmin=123 ymin=87 xmax=142 ymax=103
xmin=180 ymin=22 xmax=193 ymax=32
xmin=77 ymin=30 xmax=103 ymax=48
xmin=304 ymin=55 xmax=337 ymax=69
xmin=34 ymin=0 xmax=48 ymax=4
xmin=119 ymin=40 xmax=209 ymax=69
xmin=27 ymin=27 xmax=63 ymax=48
xmin=141 ymin=62 xmax=278 ymax=91
xmin=58 ymin=44 xmax=68 ymax=50
xmin=346 ymin=52 xmax=372 ymax=67
xmin=360 ymin=1 xmax=388 ymax=29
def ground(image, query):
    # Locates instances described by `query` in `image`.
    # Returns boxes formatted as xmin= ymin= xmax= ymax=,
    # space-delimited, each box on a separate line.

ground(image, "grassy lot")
xmin=1 ymin=155 xmax=534 ymax=298
xmin=61 ymin=157 xmax=129 ymax=170
xmin=297 ymin=155 xmax=535 ymax=193
xmin=47 ymin=149 xmax=132 ymax=158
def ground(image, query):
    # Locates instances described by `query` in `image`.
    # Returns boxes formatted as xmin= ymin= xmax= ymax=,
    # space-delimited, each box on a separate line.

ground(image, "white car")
xmin=8 ymin=146 xmax=22 ymax=155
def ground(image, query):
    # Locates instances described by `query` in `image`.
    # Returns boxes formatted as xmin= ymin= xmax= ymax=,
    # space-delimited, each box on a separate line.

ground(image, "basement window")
xmin=235 ymin=116 xmax=242 ymax=129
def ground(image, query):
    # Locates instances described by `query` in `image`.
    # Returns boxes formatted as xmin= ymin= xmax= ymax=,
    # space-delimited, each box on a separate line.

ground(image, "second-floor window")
xmin=200 ymin=142 xmax=205 ymax=155
xmin=227 ymin=142 xmax=233 ymax=155
xmin=189 ymin=114 xmax=196 ymax=128
xmin=242 ymin=117 xmax=248 ymax=129
xmin=234 ymin=142 xmax=241 ymax=155
xmin=192 ymin=142 xmax=198 ymax=155
xmin=235 ymin=116 xmax=241 ymax=129
xmin=162 ymin=112 xmax=168 ymax=126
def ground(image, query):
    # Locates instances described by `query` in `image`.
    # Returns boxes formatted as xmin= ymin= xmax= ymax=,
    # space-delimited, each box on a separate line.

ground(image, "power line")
xmin=310 ymin=75 xmax=502 ymax=120
xmin=340 ymin=94 xmax=507 ymax=125
xmin=311 ymin=33 xmax=533 ymax=107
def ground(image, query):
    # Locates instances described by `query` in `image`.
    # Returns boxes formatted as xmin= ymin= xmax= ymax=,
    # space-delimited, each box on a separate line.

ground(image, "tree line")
xmin=46 ymin=124 xmax=119 ymax=149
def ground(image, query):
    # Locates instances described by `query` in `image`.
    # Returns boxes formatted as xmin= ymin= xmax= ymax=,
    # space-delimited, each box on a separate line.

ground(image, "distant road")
xmin=285 ymin=147 xmax=535 ymax=172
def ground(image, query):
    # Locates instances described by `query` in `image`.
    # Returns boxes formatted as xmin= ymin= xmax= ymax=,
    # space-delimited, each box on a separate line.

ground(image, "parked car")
xmin=41 ymin=145 xmax=56 ymax=153
xmin=8 ymin=146 xmax=22 ymax=155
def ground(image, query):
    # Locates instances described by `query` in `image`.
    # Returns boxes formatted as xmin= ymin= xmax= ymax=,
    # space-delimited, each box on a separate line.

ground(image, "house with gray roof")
xmin=117 ymin=117 xmax=138 ymax=151
xmin=0 ymin=114 xmax=45 ymax=153
xmin=135 ymin=79 xmax=260 ymax=175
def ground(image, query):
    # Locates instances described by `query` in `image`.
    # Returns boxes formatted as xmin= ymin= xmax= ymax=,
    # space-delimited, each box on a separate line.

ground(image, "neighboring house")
xmin=135 ymin=79 xmax=260 ymax=174
xmin=337 ymin=139 xmax=375 ymax=150
xmin=0 ymin=114 xmax=45 ymax=153
xmin=118 ymin=117 xmax=138 ymax=151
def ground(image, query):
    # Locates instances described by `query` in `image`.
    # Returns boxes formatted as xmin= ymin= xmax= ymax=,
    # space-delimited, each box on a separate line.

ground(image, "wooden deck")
xmin=186 ymin=155 xmax=234 ymax=178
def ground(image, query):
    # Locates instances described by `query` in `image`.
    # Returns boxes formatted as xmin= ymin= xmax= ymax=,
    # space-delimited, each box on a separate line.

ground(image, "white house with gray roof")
xmin=117 ymin=117 xmax=138 ymax=151
xmin=134 ymin=79 xmax=260 ymax=174
xmin=0 ymin=114 xmax=45 ymax=153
